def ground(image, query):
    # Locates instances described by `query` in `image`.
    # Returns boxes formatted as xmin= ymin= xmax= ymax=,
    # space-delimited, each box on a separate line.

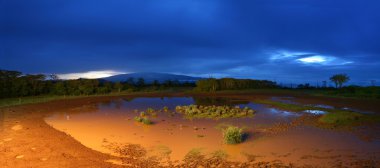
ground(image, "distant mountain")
xmin=101 ymin=72 xmax=203 ymax=83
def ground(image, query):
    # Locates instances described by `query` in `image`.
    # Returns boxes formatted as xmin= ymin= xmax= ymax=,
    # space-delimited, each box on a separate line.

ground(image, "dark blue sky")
xmin=1 ymin=0 xmax=379 ymax=85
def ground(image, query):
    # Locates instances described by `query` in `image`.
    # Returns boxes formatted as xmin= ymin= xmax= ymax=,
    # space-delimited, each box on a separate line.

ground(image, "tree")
xmin=0 ymin=70 xmax=22 ymax=98
xmin=152 ymin=80 xmax=160 ymax=86
xmin=330 ymin=74 xmax=350 ymax=88
xmin=136 ymin=78 xmax=145 ymax=87
xmin=196 ymin=78 xmax=219 ymax=92
xmin=53 ymin=81 xmax=66 ymax=95
xmin=114 ymin=82 xmax=122 ymax=92
xmin=126 ymin=77 xmax=135 ymax=85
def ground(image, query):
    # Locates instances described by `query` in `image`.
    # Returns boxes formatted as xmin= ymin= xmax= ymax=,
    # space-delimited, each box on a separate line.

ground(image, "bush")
xmin=141 ymin=117 xmax=152 ymax=125
xmin=134 ymin=116 xmax=152 ymax=125
xmin=134 ymin=116 xmax=143 ymax=122
xmin=223 ymin=126 xmax=243 ymax=144
xmin=146 ymin=108 xmax=154 ymax=113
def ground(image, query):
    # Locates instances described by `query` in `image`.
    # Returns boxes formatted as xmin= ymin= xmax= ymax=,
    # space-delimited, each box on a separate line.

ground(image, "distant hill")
xmin=101 ymin=72 xmax=203 ymax=83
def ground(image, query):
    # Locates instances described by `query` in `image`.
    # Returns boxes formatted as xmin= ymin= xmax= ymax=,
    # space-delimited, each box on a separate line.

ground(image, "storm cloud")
xmin=1 ymin=0 xmax=379 ymax=85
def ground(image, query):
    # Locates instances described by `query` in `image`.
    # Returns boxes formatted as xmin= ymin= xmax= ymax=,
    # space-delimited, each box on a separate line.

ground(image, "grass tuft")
xmin=133 ymin=116 xmax=153 ymax=125
xmin=223 ymin=126 xmax=243 ymax=144
xmin=319 ymin=111 xmax=380 ymax=126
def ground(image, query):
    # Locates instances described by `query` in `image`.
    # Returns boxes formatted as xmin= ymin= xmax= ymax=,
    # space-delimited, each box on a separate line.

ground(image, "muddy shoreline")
xmin=1 ymin=92 xmax=380 ymax=168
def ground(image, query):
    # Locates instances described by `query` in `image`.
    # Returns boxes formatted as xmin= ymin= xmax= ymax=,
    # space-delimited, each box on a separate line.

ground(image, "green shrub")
xmin=134 ymin=116 xmax=143 ymax=122
xmin=163 ymin=106 xmax=169 ymax=112
xmin=223 ymin=126 xmax=243 ymax=144
xmin=134 ymin=116 xmax=152 ymax=125
xmin=141 ymin=117 xmax=152 ymax=125
xmin=146 ymin=108 xmax=154 ymax=113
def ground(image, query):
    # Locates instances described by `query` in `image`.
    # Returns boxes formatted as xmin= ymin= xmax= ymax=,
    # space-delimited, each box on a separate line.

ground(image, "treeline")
xmin=0 ymin=70 xmax=194 ymax=99
xmin=195 ymin=78 xmax=277 ymax=92
xmin=311 ymin=86 xmax=380 ymax=99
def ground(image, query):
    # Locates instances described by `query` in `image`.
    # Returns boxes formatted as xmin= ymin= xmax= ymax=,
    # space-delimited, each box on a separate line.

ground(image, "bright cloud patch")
xmin=270 ymin=50 xmax=311 ymax=60
xmin=297 ymin=56 xmax=353 ymax=66
xmin=270 ymin=50 xmax=353 ymax=66
xmin=57 ymin=70 xmax=125 ymax=80
xmin=297 ymin=56 xmax=326 ymax=63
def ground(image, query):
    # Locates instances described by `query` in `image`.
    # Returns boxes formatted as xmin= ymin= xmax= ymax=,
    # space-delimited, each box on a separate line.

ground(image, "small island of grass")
xmin=175 ymin=105 xmax=255 ymax=119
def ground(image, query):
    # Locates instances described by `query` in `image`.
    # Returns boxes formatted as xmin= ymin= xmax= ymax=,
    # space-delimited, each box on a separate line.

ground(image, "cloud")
xmin=270 ymin=50 xmax=353 ymax=66
xmin=1 ymin=0 xmax=380 ymax=84
xmin=57 ymin=70 xmax=125 ymax=79
xmin=297 ymin=55 xmax=353 ymax=66
xmin=297 ymin=56 xmax=326 ymax=63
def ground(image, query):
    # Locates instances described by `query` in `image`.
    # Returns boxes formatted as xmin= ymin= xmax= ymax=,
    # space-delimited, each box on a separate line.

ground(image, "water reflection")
xmin=193 ymin=97 xmax=249 ymax=106
xmin=303 ymin=110 xmax=326 ymax=115
xmin=45 ymin=97 xmax=300 ymax=161
xmin=268 ymin=108 xmax=299 ymax=117
xmin=56 ymin=96 xmax=380 ymax=163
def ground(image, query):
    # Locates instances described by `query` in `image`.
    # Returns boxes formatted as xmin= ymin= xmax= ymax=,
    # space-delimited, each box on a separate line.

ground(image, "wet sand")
xmin=1 ymin=92 xmax=380 ymax=168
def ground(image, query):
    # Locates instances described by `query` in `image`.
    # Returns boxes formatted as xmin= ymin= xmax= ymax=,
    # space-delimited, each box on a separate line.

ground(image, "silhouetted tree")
xmin=136 ymin=78 xmax=145 ymax=87
xmin=126 ymin=77 xmax=135 ymax=85
xmin=195 ymin=78 xmax=277 ymax=92
xmin=196 ymin=78 xmax=220 ymax=92
xmin=114 ymin=82 xmax=122 ymax=92
xmin=330 ymin=74 xmax=350 ymax=88
xmin=152 ymin=80 xmax=160 ymax=86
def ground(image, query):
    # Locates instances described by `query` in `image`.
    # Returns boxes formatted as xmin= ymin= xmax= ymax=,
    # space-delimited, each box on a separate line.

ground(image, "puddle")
xmin=268 ymin=108 xmax=300 ymax=117
xmin=341 ymin=107 xmax=374 ymax=114
xmin=303 ymin=110 xmax=327 ymax=115
xmin=44 ymin=97 xmax=380 ymax=165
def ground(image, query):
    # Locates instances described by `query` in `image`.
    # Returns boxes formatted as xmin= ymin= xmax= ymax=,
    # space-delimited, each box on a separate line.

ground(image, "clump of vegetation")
xmin=222 ymin=126 xmax=243 ymax=144
xmin=330 ymin=74 xmax=350 ymax=88
xmin=141 ymin=117 xmax=152 ymax=125
xmin=146 ymin=108 xmax=154 ymax=114
xmin=144 ymin=107 xmax=158 ymax=117
xmin=319 ymin=111 xmax=362 ymax=125
xmin=184 ymin=148 xmax=204 ymax=160
xmin=211 ymin=150 xmax=228 ymax=159
xmin=163 ymin=106 xmax=169 ymax=112
xmin=139 ymin=112 xmax=146 ymax=117
xmin=175 ymin=105 xmax=254 ymax=119
xmin=133 ymin=116 xmax=153 ymax=125
xmin=311 ymin=86 xmax=380 ymax=99
xmin=134 ymin=116 xmax=143 ymax=122
xmin=318 ymin=111 xmax=380 ymax=126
